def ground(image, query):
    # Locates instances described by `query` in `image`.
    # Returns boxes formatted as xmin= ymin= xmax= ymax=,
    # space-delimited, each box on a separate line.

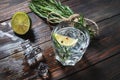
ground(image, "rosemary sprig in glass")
xmin=51 ymin=33 xmax=70 ymax=60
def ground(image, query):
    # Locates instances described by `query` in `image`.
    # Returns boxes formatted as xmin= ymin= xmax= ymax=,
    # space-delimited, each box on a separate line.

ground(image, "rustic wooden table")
xmin=0 ymin=0 xmax=120 ymax=80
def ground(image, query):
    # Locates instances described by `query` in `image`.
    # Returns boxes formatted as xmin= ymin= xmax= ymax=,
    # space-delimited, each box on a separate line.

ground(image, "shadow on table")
xmin=14 ymin=29 xmax=36 ymax=42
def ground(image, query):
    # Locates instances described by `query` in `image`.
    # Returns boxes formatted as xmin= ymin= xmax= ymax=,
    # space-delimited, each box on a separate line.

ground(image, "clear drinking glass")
xmin=51 ymin=22 xmax=90 ymax=66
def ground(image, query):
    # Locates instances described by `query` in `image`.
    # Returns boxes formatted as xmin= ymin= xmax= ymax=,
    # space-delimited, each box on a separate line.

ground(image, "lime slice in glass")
xmin=54 ymin=33 xmax=78 ymax=46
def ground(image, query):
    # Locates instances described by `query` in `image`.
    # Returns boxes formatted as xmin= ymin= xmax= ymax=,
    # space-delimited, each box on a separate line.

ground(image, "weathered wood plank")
xmin=0 ymin=0 xmax=120 ymax=22
xmin=0 ymin=0 xmax=120 ymax=80
xmin=0 ymin=13 xmax=51 ymax=59
xmin=60 ymin=53 xmax=120 ymax=80
xmin=0 ymin=0 xmax=26 ymax=10
xmin=63 ymin=0 xmax=120 ymax=22
xmin=0 ymin=41 xmax=53 ymax=80
xmin=0 ymin=0 xmax=120 ymax=59
xmin=0 ymin=13 xmax=120 ymax=80
xmin=48 ymin=14 xmax=120 ymax=80
xmin=0 ymin=0 xmax=31 ymax=22
xmin=43 ymin=14 xmax=120 ymax=80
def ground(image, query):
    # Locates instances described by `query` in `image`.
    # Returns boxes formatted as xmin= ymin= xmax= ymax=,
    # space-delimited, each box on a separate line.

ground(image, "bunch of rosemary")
xmin=29 ymin=0 xmax=98 ymax=37
xmin=29 ymin=0 xmax=74 ymax=23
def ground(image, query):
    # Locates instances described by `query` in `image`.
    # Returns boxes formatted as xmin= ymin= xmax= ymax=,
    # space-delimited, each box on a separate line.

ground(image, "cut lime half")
xmin=11 ymin=12 xmax=30 ymax=35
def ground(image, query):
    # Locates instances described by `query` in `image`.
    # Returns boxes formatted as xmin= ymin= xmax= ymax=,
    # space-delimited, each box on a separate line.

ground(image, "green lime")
xmin=11 ymin=12 xmax=30 ymax=35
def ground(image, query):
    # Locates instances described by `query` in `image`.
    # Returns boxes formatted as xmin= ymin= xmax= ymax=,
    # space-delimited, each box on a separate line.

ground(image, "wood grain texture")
xmin=0 ymin=41 xmax=53 ymax=80
xmin=0 ymin=0 xmax=120 ymax=59
xmin=0 ymin=13 xmax=51 ymax=59
xmin=63 ymin=0 xmax=120 ymax=21
xmin=46 ymin=14 xmax=120 ymax=80
xmin=0 ymin=13 xmax=120 ymax=80
xmin=0 ymin=0 xmax=120 ymax=22
xmin=0 ymin=0 xmax=120 ymax=80
xmin=59 ymin=53 xmax=120 ymax=80
xmin=0 ymin=0 xmax=31 ymax=22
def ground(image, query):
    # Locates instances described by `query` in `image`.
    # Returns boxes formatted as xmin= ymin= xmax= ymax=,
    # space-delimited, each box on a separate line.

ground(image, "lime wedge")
xmin=11 ymin=12 xmax=30 ymax=35
xmin=54 ymin=33 xmax=78 ymax=46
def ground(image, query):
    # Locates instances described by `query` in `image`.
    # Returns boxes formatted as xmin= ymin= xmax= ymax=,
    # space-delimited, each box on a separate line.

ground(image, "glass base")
xmin=55 ymin=55 xmax=83 ymax=66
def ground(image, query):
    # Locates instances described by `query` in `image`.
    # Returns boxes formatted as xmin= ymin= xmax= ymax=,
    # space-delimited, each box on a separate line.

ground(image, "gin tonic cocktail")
xmin=51 ymin=22 xmax=90 ymax=66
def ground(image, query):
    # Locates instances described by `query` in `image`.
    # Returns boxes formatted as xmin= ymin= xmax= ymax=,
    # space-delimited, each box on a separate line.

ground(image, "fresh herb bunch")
xmin=29 ymin=0 xmax=98 ymax=37
xmin=29 ymin=0 xmax=73 ymax=23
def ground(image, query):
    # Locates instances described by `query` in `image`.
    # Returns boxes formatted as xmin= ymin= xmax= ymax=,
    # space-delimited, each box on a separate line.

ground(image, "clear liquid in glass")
xmin=52 ymin=25 xmax=90 ymax=66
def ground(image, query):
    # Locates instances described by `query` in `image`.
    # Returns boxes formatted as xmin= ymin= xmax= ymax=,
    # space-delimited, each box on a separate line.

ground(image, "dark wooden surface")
xmin=0 ymin=0 xmax=120 ymax=80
